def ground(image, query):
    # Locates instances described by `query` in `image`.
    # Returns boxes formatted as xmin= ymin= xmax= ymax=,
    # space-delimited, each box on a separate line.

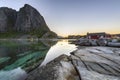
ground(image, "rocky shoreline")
xmin=72 ymin=38 xmax=120 ymax=47
xmin=26 ymin=55 xmax=80 ymax=80
xmin=26 ymin=46 xmax=120 ymax=80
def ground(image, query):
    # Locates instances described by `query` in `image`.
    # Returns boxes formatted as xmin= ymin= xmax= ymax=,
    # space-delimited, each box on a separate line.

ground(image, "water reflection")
xmin=0 ymin=40 xmax=57 ymax=80
xmin=0 ymin=39 xmax=77 ymax=80
xmin=0 ymin=67 xmax=27 ymax=80
xmin=41 ymin=39 xmax=77 ymax=66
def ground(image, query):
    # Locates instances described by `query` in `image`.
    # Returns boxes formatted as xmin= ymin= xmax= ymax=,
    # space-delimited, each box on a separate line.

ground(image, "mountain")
xmin=0 ymin=7 xmax=17 ymax=32
xmin=0 ymin=4 xmax=57 ymax=38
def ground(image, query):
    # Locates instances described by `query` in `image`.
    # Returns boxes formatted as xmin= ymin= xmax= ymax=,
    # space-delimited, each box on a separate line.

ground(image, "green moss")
xmin=0 ymin=32 xmax=23 ymax=38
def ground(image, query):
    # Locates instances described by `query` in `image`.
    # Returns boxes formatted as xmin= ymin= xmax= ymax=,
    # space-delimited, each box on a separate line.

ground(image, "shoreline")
xmin=26 ymin=46 xmax=120 ymax=80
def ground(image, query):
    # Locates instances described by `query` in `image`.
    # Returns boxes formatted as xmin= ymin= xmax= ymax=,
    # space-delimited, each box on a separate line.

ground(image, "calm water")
xmin=0 ymin=39 xmax=77 ymax=80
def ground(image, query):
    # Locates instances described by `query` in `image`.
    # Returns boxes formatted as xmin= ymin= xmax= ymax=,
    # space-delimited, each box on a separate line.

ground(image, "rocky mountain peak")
xmin=20 ymin=4 xmax=34 ymax=11
xmin=0 ymin=7 xmax=17 ymax=32
xmin=15 ymin=4 xmax=50 ymax=32
xmin=23 ymin=4 xmax=35 ymax=9
xmin=0 ymin=4 xmax=57 ymax=38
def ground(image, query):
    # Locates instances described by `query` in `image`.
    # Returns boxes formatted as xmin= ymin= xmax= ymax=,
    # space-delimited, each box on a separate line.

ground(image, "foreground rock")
xmin=26 ymin=55 xmax=79 ymax=80
xmin=26 ymin=47 xmax=120 ymax=80
xmin=71 ymin=47 xmax=120 ymax=80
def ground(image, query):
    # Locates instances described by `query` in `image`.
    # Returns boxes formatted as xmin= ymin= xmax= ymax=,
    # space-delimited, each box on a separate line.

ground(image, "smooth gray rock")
xmin=26 ymin=55 xmax=79 ymax=80
xmin=26 ymin=47 xmax=120 ymax=80
xmin=108 ymin=42 xmax=120 ymax=47
xmin=71 ymin=47 xmax=120 ymax=80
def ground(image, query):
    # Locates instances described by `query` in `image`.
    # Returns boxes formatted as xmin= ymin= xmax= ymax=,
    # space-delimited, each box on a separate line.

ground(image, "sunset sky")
xmin=0 ymin=0 xmax=120 ymax=36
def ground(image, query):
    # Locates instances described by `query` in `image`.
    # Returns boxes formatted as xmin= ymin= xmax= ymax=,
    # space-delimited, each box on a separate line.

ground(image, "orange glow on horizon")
xmin=58 ymin=31 xmax=120 ymax=37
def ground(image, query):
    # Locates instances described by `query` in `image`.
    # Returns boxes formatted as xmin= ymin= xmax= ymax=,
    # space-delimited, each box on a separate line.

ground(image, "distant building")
xmin=87 ymin=32 xmax=111 ymax=39
xmin=68 ymin=35 xmax=86 ymax=39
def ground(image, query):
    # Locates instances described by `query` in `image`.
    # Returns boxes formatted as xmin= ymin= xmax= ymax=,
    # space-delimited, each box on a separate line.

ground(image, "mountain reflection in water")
xmin=0 ymin=40 xmax=57 ymax=80
xmin=41 ymin=39 xmax=77 ymax=66
xmin=0 ymin=39 xmax=77 ymax=80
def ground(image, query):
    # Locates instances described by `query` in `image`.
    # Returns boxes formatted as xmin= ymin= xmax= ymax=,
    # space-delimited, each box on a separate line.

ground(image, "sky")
xmin=0 ymin=0 xmax=120 ymax=36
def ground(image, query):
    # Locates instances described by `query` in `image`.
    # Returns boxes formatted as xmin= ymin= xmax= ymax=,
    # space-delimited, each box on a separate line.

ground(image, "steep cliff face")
xmin=15 ymin=4 xmax=50 ymax=32
xmin=0 ymin=4 xmax=57 ymax=38
xmin=0 ymin=7 xmax=17 ymax=32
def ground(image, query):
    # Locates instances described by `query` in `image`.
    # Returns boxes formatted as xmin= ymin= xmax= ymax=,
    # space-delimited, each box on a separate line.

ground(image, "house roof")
xmin=87 ymin=32 xmax=106 ymax=36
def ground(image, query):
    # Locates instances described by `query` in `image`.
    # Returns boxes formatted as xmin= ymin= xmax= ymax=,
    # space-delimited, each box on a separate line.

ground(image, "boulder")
xmin=76 ymin=38 xmax=91 ymax=46
xmin=108 ymin=42 xmax=120 ymax=47
xmin=26 ymin=55 xmax=79 ymax=80
xmin=97 ymin=39 xmax=107 ymax=46
xmin=89 ymin=39 xmax=97 ymax=46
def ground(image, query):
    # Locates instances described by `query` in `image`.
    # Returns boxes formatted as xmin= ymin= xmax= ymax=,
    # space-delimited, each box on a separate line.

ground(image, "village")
xmin=68 ymin=32 xmax=120 ymax=47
